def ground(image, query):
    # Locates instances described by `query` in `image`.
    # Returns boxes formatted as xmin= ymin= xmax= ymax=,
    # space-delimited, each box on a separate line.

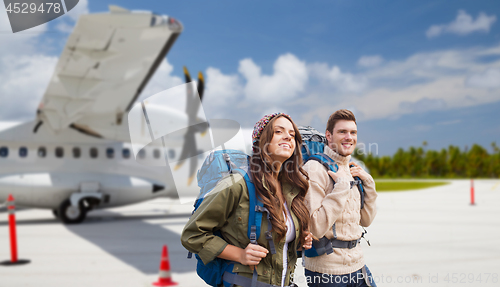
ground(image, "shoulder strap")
xmin=232 ymin=168 xmax=262 ymax=243
xmin=357 ymin=178 xmax=365 ymax=209
xmin=233 ymin=168 xmax=276 ymax=255
xmin=309 ymin=153 xmax=339 ymax=172
xmin=349 ymin=164 xmax=365 ymax=210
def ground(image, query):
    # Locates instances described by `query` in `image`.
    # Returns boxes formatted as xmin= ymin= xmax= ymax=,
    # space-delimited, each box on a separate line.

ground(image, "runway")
xmin=1 ymin=179 xmax=499 ymax=286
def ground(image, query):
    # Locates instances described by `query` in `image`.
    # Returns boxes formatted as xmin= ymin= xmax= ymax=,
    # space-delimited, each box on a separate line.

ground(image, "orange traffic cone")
xmin=152 ymin=245 xmax=178 ymax=286
xmin=1 ymin=194 xmax=30 ymax=266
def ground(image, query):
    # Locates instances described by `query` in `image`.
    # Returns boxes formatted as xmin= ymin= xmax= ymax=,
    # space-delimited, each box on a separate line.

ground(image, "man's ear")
xmin=325 ymin=130 xmax=332 ymax=144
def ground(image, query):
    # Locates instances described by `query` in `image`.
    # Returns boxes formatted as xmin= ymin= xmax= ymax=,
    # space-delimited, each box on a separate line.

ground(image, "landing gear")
xmin=52 ymin=209 xmax=59 ymax=219
xmin=58 ymin=199 xmax=87 ymax=224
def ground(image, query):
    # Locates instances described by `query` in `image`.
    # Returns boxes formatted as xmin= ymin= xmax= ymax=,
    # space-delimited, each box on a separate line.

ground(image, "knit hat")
xmin=252 ymin=112 xmax=290 ymax=145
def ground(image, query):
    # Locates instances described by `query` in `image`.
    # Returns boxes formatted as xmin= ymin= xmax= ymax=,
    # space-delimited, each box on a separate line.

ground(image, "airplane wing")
xmin=36 ymin=5 xmax=182 ymax=141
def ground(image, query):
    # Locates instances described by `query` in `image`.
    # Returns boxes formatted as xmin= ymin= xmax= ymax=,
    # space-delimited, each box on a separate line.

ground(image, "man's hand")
xmin=239 ymin=243 xmax=268 ymax=266
xmin=349 ymin=162 xmax=370 ymax=181
xmin=327 ymin=168 xmax=349 ymax=182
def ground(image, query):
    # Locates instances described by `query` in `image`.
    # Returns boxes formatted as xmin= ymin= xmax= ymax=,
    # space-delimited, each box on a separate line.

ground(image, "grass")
xmin=375 ymin=181 xmax=450 ymax=192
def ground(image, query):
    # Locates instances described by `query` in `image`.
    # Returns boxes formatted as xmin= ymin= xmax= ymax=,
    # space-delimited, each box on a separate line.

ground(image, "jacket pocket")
xmin=231 ymin=263 xmax=270 ymax=281
xmin=233 ymin=202 xmax=248 ymax=244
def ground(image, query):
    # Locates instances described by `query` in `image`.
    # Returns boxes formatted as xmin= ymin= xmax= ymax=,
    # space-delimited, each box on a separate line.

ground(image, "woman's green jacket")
xmin=181 ymin=173 xmax=302 ymax=286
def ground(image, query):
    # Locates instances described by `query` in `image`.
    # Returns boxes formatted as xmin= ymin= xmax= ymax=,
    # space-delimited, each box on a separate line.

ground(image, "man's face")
xmin=326 ymin=120 xmax=357 ymax=156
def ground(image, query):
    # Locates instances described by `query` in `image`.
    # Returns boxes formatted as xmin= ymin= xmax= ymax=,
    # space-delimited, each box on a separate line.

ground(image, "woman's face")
xmin=266 ymin=117 xmax=296 ymax=164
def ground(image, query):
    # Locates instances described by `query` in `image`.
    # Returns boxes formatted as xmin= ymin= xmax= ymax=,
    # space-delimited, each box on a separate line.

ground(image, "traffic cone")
xmin=152 ymin=245 xmax=177 ymax=286
xmin=1 ymin=194 xmax=30 ymax=266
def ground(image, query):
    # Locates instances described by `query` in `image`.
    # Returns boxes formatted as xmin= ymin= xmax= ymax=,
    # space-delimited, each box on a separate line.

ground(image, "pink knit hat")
xmin=252 ymin=112 xmax=290 ymax=145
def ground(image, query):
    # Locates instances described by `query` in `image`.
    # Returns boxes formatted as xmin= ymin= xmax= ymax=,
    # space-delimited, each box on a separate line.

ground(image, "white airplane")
xmin=0 ymin=6 xmax=246 ymax=224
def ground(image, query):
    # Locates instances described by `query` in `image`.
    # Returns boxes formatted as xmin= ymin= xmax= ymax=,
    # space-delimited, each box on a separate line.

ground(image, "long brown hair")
xmin=250 ymin=115 xmax=310 ymax=245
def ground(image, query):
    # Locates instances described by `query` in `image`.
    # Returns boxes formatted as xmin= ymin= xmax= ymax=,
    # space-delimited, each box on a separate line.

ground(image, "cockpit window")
xmin=19 ymin=147 xmax=28 ymax=158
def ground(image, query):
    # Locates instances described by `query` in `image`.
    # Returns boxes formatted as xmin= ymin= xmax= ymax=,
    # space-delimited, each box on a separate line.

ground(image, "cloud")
xmin=204 ymin=67 xmax=242 ymax=106
xmin=309 ymin=63 xmax=367 ymax=92
xmin=200 ymin=44 xmax=500 ymax=127
xmin=0 ymin=4 xmax=57 ymax=121
xmin=238 ymin=53 xmax=308 ymax=103
xmin=0 ymin=55 xmax=57 ymax=120
xmin=56 ymin=0 xmax=89 ymax=32
xmin=0 ymin=5 xmax=49 ymax=55
xmin=465 ymin=68 xmax=500 ymax=88
xmin=65 ymin=0 xmax=89 ymax=21
xmin=399 ymin=98 xmax=447 ymax=114
xmin=358 ymin=55 xmax=384 ymax=67
xmin=299 ymin=43 xmax=500 ymax=123
xmin=426 ymin=10 xmax=497 ymax=38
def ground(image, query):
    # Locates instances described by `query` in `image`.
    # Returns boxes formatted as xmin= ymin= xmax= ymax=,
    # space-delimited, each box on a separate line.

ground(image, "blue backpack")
xmin=298 ymin=126 xmax=366 ymax=258
xmin=189 ymin=149 xmax=276 ymax=287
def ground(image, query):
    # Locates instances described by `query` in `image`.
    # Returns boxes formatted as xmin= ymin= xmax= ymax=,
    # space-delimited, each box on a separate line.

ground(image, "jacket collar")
xmin=261 ymin=175 xmax=299 ymax=208
xmin=324 ymin=145 xmax=351 ymax=166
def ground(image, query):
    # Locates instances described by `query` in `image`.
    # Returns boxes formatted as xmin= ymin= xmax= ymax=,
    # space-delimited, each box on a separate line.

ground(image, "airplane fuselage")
xmin=0 ymin=118 xmax=201 ymax=211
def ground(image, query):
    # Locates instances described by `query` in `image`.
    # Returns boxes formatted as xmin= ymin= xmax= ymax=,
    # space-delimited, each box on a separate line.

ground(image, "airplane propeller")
xmin=173 ymin=67 xmax=206 ymax=186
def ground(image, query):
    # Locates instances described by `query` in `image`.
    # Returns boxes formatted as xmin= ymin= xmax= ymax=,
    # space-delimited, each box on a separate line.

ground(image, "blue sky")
xmin=1 ymin=0 xmax=499 ymax=155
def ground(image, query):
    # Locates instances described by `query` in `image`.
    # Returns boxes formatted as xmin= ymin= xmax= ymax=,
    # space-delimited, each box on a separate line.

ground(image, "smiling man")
xmin=303 ymin=109 xmax=378 ymax=287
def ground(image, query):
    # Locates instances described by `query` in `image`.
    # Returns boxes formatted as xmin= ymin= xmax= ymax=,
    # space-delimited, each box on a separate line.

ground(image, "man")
xmin=303 ymin=109 xmax=378 ymax=287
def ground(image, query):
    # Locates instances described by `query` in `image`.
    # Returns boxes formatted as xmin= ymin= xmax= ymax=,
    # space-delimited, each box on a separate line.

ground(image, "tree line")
xmin=354 ymin=142 xmax=500 ymax=178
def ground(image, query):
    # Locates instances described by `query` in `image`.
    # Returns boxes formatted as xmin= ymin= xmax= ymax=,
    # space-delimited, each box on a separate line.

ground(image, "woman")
xmin=181 ymin=113 xmax=312 ymax=287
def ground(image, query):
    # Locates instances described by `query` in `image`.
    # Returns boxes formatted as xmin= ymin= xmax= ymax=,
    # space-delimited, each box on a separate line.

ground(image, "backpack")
xmin=189 ymin=149 xmax=276 ymax=287
xmin=298 ymin=126 xmax=367 ymax=258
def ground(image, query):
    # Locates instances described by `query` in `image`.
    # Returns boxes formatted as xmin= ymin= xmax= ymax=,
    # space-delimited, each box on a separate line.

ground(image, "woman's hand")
xmin=302 ymin=231 xmax=313 ymax=250
xmin=239 ymin=243 xmax=268 ymax=266
xmin=349 ymin=162 xmax=370 ymax=181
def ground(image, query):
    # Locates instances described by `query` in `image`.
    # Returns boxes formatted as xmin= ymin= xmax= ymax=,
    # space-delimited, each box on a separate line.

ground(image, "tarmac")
xmin=0 ymin=179 xmax=499 ymax=287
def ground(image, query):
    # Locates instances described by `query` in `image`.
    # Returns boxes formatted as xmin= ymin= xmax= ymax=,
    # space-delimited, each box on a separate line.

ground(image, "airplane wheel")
xmin=58 ymin=199 xmax=87 ymax=224
xmin=52 ymin=209 xmax=59 ymax=219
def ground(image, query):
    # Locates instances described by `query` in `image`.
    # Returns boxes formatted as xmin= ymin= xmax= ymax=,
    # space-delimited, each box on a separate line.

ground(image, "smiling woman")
xmin=182 ymin=112 xmax=313 ymax=287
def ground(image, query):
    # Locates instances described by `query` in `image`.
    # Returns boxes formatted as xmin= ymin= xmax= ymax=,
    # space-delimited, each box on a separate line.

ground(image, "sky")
xmin=0 ymin=0 xmax=499 ymax=155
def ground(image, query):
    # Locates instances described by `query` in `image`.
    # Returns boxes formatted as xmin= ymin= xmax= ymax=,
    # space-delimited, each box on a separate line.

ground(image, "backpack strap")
xmin=349 ymin=164 xmax=365 ymax=210
xmin=255 ymin=205 xmax=276 ymax=255
xmin=301 ymin=142 xmax=312 ymax=157
xmin=308 ymin=157 xmax=365 ymax=210
xmin=233 ymin=168 xmax=277 ymax=256
xmin=308 ymin=153 xmax=339 ymax=173
xmin=356 ymin=178 xmax=364 ymax=209
xmin=237 ymin=169 xmax=260 ymax=243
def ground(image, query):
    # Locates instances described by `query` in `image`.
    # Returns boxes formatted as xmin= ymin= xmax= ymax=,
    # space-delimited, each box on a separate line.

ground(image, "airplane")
xmin=0 ymin=5 xmax=248 ymax=224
